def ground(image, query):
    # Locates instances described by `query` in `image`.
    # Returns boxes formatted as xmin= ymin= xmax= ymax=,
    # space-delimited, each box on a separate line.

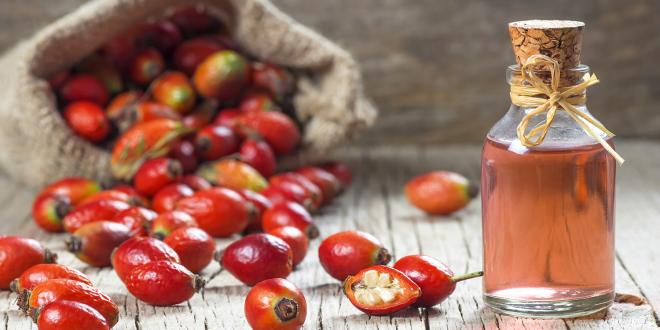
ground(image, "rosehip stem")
xmin=450 ymin=271 xmax=484 ymax=283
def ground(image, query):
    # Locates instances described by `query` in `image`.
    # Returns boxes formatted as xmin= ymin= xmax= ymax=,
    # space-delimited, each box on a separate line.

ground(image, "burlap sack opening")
xmin=0 ymin=0 xmax=377 ymax=187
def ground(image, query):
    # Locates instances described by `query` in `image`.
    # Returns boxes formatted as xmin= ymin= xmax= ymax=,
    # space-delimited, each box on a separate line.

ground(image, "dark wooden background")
xmin=1 ymin=0 xmax=658 ymax=145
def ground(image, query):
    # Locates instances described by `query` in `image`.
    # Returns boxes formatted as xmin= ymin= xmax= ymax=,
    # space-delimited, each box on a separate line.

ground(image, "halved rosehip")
xmin=152 ymin=183 xmax=194 ymax=213
xmin=125 ymin=260 xmax=205 ymax=306
xmin=133 ymin=157 xmax=183 ymax=197
xmin=0 ymin=236 xmax=57 ymax=290
xmin=218 ymin=233 xmax=292 ymax=286
xmin=164 ymin=227 xmax=216 ymax=273
xmin=111 ymin=236 xmax=180 ymax=282
xmin=34 ymin=300 xmax=110 ymax=330
xmin=404 ymin=171 xmax=477 ymax=215
xmin=343 ymin=266 xmax=421 ymax=315
xmin=245 ymin=278 xmax=307 ymax=330
xmin=66 ymin=221 xmax=133 ymax=267
xmin=318 ymin=230 xmax=391 ymax=281
xmin=150 ymin=210 xmax=198 ymax=240
xmin=10 ymin=264 xmax=92 ymax=294
xmin=262 ymin=202 xmax=318 ymax=239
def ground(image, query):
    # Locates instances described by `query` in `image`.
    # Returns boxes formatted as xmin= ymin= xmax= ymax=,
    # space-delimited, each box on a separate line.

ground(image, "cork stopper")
xmin=508 ymin=20 xmax=585 ymax=70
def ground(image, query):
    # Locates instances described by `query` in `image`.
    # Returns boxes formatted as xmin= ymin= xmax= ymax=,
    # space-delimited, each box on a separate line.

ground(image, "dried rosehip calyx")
xmin=343 ymin=265 xmax=420 ymax=316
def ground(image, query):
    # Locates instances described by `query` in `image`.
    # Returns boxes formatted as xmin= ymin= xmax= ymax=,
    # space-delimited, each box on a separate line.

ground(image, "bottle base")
xmin=483 ymin=292 xmax=613 ymax=318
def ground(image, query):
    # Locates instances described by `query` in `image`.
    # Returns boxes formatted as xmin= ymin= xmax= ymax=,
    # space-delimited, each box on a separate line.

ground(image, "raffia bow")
xmin=510 ymin=54 xmax=624 ymax=165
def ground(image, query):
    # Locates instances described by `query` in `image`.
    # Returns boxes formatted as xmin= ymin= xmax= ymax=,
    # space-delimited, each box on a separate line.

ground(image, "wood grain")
xmin=0 ymin=141 xmax=659 ymax=329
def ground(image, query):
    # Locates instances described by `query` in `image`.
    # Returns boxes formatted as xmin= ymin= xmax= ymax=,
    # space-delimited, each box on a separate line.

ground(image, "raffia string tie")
xmin=510 ymin=54 xmax=624 ymax=165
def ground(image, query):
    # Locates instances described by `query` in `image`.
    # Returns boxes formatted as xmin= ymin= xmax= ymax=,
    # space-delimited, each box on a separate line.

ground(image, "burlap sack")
xmin=0 ymin=0 xmax=376 ymax=187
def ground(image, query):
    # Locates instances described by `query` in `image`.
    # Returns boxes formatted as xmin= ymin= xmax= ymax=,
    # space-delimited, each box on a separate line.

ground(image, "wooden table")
xmin=1 ymin=141 xmax=659 ymax=329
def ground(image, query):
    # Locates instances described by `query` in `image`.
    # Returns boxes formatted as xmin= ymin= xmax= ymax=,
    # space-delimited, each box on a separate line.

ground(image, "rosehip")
xmin=240 ymin=139 xmax=276 ymax=178
xmin=111 ymin=206 xmax=157 ymax=236
xmin=133 ymin=157 xmax=183 ymax=197
xmin=32 ymin=193 xmax=71 ymax=232
xmin=101 ymin=33 xmax=137 ymax=71
xmin=48 ymin=70 xmax=70 ymax=90
xmin=182 ymin=100 xmax=218 ymax=129
xmin=152 ymin=71 xmax=196 ymax=114
xmin=129 ymin=48 xmax=165 ymax=85
xmin=213 ymin=107 xmax=242 ymax=131
xmin=266 ymin=226 xmax=309 ymax=267
xmin=179 ymin=175 xmax=212 ymax=191
xmin=41 ymin=177 xmax=102 ymax=206
xmin=78 ymin=189 xmax=146 ymax=207
xmin=20 ymin=279 xmax=119 ymax=327
xmin=34 ymin=300 xmax=110 ymax=330
xmin=169 ymin=140 xmax=198 ymax=173
xmin=169 ymin=5 xmax=220 ymax=37
xmin=393 ymin=255 xmax=483 ymax=307
xmin=239 ymin=90 xmax=278 ymax=113
xmin=197 ymin=159 xmax=267 ymax=191
xmin=63 ymin=101 xmax=110 ymax=143
xmin=63 ymin=200 xmax=131 ymax=233
xmin=111 ymin=236 xmax=180 ymax=282
xmin=195 ymin=125 xmax=239 ymax=160
xmin=0 ymin=236 xmax=57 ymax=290
xmin=125 ymin=260 xmax=205 ymax=306
xmin=343 ymin=266 xmax=421 ymax=315
xmin=245 ymin=278 xmax=307 ymax=330
xmin=172 ymin=38 xmax=224 ymax=75
xmin=131 ymin=101 xmax=182 ymax=124
xmin=238 ymin=189 xmax=272 ymax=232
xmin=111 ymin=118 xmax=191 ymax=180
xmin=150 ymin=210 xmax=198 ymax=240
xmin=164 ymin=227 xmax=216 ymax=273
xmin=318 ymin=230 xmax=392 ymax=281
xmin=66 ymin=221 xmax=132 ymax=267
xmin=152 ymin=183 xmax=194 ymax=213
xmin=404 ymin=171 xmax=477 ymax=215
xmin=262 ymin=202 xmax=318 ymax=239
xmin=270 ymin=173 xmax=322 ymax=210
xmin=60 ymin=74 xmax=109 ymax=106
xmin=193 ymin=50 xmax=251 ymax=101
xmin=296 ymin=166 xmax=342 ymax=204
xmin=238 ymin=111 xmax=300 ymax=155
xmin=10 ymin=264 xmax=91 ymax=294
xmin=320 ymin=161 xmax=352 ymax=187
xmin=251 ymin=62 xmax=295 ymax=101
xmin=261 ymin=185 xmax=310 ymax=209
xmin=134 ymin=20 xmax=183 ymax=54
xmin=77 ymin=54 xmax=123 ymax=95
xmin=106 ymin=90 xmax=143 ymax=121
xmin=219 ymin=233 xmax=293 ymax=286
xmin=175 ymin=187 xmax=250 ymax=237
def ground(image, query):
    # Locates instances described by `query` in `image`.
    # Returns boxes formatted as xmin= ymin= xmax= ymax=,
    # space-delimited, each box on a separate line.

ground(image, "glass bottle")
xmin=481 ymin=21 xmax=617 ymax=318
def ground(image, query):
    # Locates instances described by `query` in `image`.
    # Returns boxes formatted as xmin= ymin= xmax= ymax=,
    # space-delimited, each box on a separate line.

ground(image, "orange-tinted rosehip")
xmin=63 ymin=101 xmax=111 ymax=143
xmin=169 ymin=140 xmax=198 ymax=173
xmin=10 ymin=264 xmax=91 ymax=294
xmin=164 ymin=227 xmax=216 ymax=273
xmin=404 ymin=171 xmax=477 ymax=215
xmin=296 ymin=166 xmax=342 ymax=205
xmin=320 ymin=162 xmax=352 ymax=187
xmin=125 ymin=260 xmax=205 ymax=306
xmin=32 ymin=193 xmax=71 ymax=232
xmin=393 ymin=255 xmax=483 ymax=308
xmin=111 ymin=206 xmax=157 ymax=236
xmin=131 ymin=101 xmax=182 ymax=124
xmin=169 ymin=5 xmax=220 ymax=37
xmin=239 ymin=90 xmax=278 ymax=113
xmin=195 ymin=125 xmax=239 ymax=160
xmin=238 ymin=189 xmax=272 ymax=232
xmin=152 ymin=72 xmax=196 ymax=114
xmin=251 ymin=62 xmax=295 ymax=101
xmin=213 ymin=107 xmax=242 ymax=131
xmin=269 ymin=173 xmax=322 ymax=211
xmin=111 ymin=119 xmax=191 ymax=180
xmin=135 ymin=20 xmax=183 ymax=54
xmin=150 ymin=210 xmax=197 ymax=240
xmin=21 ymin=279 xmax=118 ymax=327
xmin=42 ymin=177 xmax=102 ymax=206
xmin=133 ymin=157 xmax=183 ymax=197
xmin=240 ymin=139 xmax=276 ymax=178
xmin=193 ymin=50 xmax=251 ymax=101
xmin=179 ymin=175 xmax=212 ymax=191
xmin=48 ymin=70 xmax=70 ymax=91
xmin=343 ymin=265 xmax=421 ymax=315
xmin=219 ymin=233 xmax=293 ymax=286
xmin=78 ymin=189 xmax=146 ymax=207
xmin=182 ymin=100 xmax=218 ymax=129
xmin=60 ymin=74 xmax=109 ymax=106
xmin=106 ymin=90 xmax=143 ymax=121
xmin=261 ymin=183 xmax=312 ymax=211
xmin=66 ymin=221 xmax=132 ymax=267
xmin=176 ymin=187 xmax=250 ymax=237
xmin=266 ymin=226 xmax=309 ymax=267
xmin=77 ymin=54 xmax=123 ymax=95
xmin=111 ymin=236 xmax=180 ymax=282
xmin=129 ymin=48 xmax=165 ymax=85
xmin=262 ymin=202 xmax=318 ymax=239
xmin=197 ymin=159 xmax=267 ymax=191
xmin=152 ymin=183 xmax=194 ymax=213
xmin=0 ymin=236 xmax=57 ymax=290
xmin=35 ymin=300 xmax=110 ymax=330
xmin=172 ymin=38 xmax=224 ymax=75
xmin=318 ymin=230 xmax=392 ymax=281
xmin=63 ymin=200 xmax=131 ymax=233
xmin=245 ymin=278 xmax=307 ymax=330
xmin=238 ymin=111 xmax=300 ymax=155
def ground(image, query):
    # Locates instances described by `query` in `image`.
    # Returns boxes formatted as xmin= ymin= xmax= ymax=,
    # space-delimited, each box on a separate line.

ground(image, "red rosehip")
xmin=41 ymin=177 xmax=103 ymax=206
xmin=169 ymin=5 xmax=220 ymax=37
xmin=10 ymin=264 xmax=92 ymax=294
xmin=77 ymin=54 xmax=124 ymax=95
xmin=266 ymin=226 xmax=309 ymax=267
xmin=78 ymin=189 xmax=146 ymax=207
xmin=111 ymin=236 xmax=180 ymax=282
xmin=134 ymin=20 xmax=183 ymax=54
xmin=261 ymin=183 xmax=313 ymax=212
xmin=129 ymin=48 xmax=165 ymax=85
xmin=343 ymin=266 xmax=421 ymax=315
xmin=152 ymin=71 xmax=196 ymax=114
xmin=111 ymin=206 xmax=157 ymax=236
xmin=63 ymin=200 xmax=131 ymax=233
xmin=131 ymin=101 xmax=182 ymax=124
xmin=219 ymin=233 xmax=293 ymax=286
xmin=66 ymin=221 xmax=133 ymax=267
xmin=404 ymin=171 xmax=476 ymax=215
xmin=240 ymin=139 xmax=276 ymax=178
xmin=213 ymin=107 xmax=242 ymax=131
xmin=125 ymin=260 xmax=205 ymax=306
xmin=0 ymin=236 xmax=57 ymax=290
xmin=238 ymin=189 xmax=272 ymax=232
xmin=318 ymin=230 xmax=392 ymax=281
xmin=164 ymin=227 xmax=216 ymax=273
xmin=239 ymin=90 xmax=278 ymax=113
xmin=179 ymin=175 xmax=212 ymax=191
xmin=175 ymin=187 xmax=250 ymax=237
xmin=150 ymin=210 xmax=198 ymax=240
xmin=169 ymin=140 xmax=198 ymax=173
xmin=251 ymin=62 xmax=295 ymax=101
xmin=63 ymin=101 xmax=110 ymax=143
xmin=60 ymin=74 xmax=109 ymax=106
xmin=106 ymin=90 xmax=143 ymax=121
xmin=152 ymin=183 xmax=194 ymax=213
xmin=269 ymin=173 xmax=322 ymax=211
xmin=133 ymin=157 xmax=183 ymax=197
xmin=48 ymin=70 xmax=70 ymax=91
xmin=172 ymin=38 xmax=224 ymax=75
xmin=194 ymin=125 xmax=239 ymax=161
xmin=35 ymin=300 xmax=110 ymax=330
xmin=182 ymin=100 xmax=218 ymax=130
xmin=32 ymin=193 xmax=71 ymax=232
xmin=245 ymin=278 xmax=307 ymax=330
xmin=262 ymin=202 xmax=318 ymax=239
xmin=296 ymin=166 xmax=342 ymax=205
xmin=238 ymin=111 xmax=300 ymax=155
xmin=320 ymin=162 xmax=352 ymax=187
xmin=193 ymin=50 xmax=251 ymax=101
xmin=101 ymin=33 xmax=137 ymax=71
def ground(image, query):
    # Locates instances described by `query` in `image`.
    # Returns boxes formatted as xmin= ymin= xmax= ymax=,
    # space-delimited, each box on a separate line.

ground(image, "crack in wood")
xmin=615 ymin=252 xmax=660 ymax=326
